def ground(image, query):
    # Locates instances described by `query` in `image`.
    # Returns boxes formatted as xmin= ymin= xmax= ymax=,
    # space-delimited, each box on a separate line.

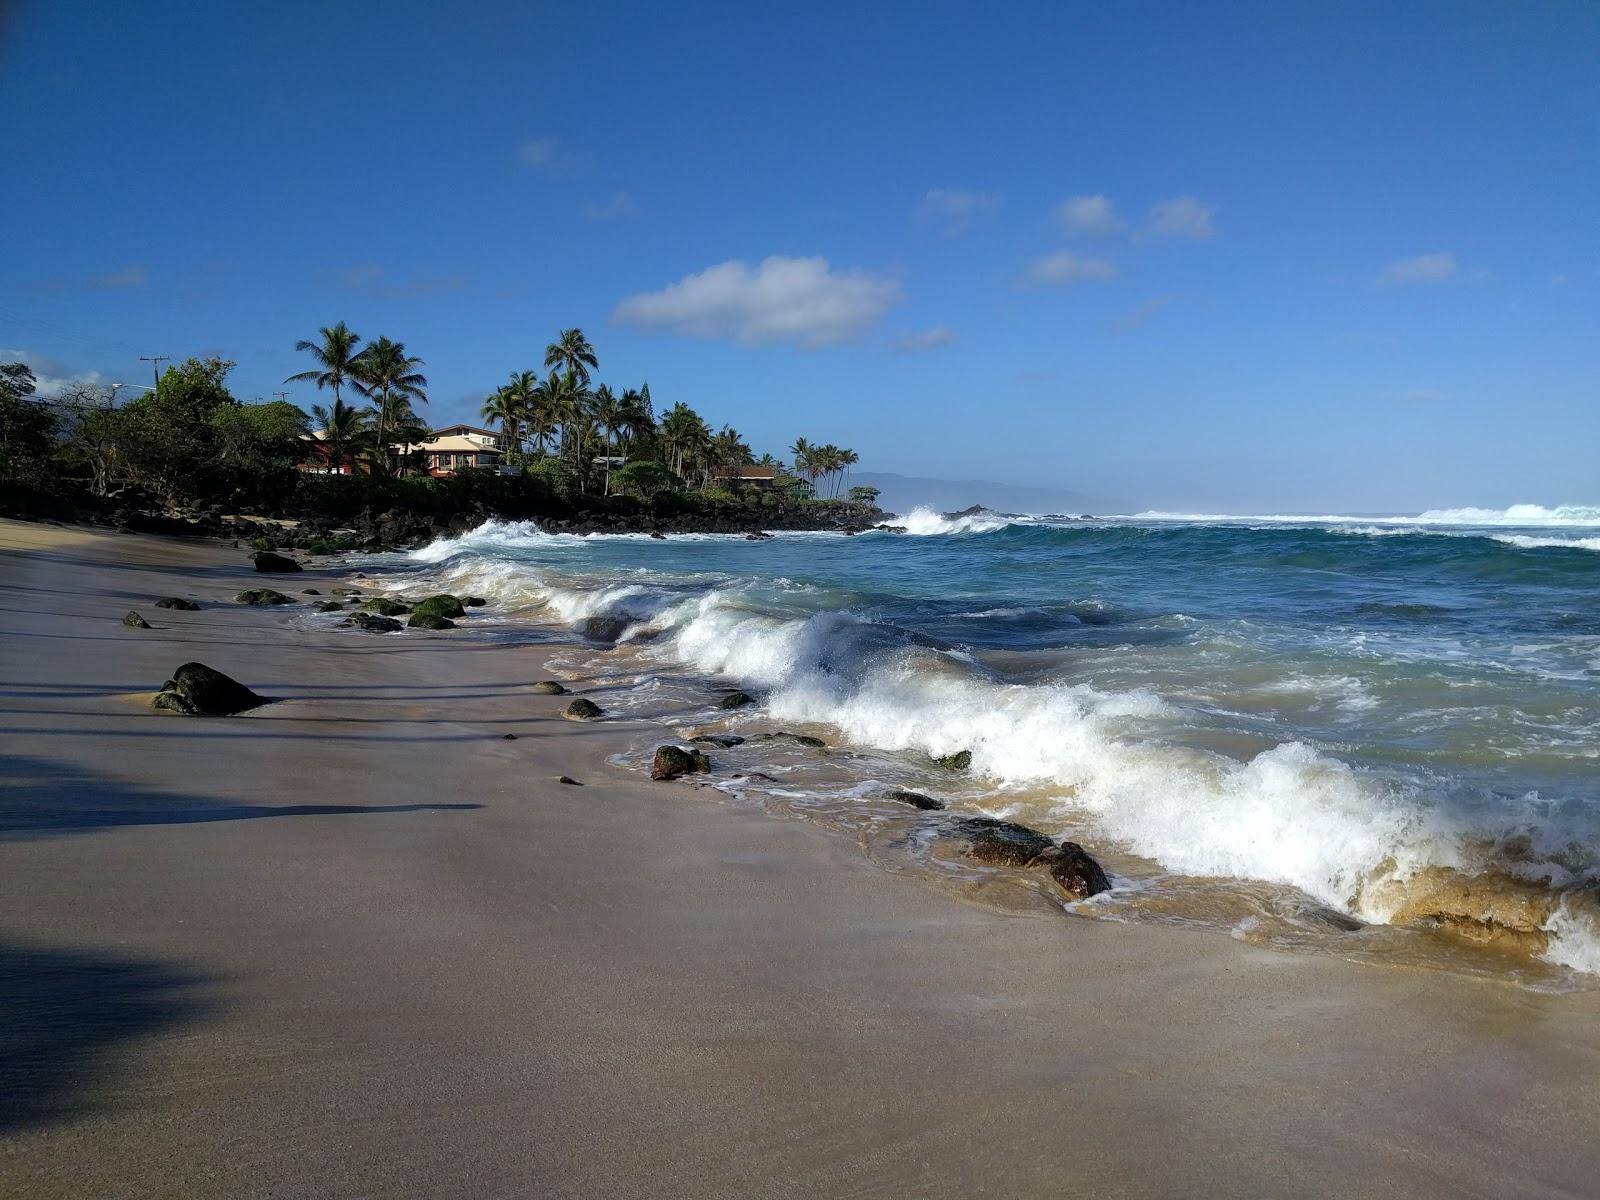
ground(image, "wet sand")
xmin=3 ymin=519 xmax=1599 ymax=1198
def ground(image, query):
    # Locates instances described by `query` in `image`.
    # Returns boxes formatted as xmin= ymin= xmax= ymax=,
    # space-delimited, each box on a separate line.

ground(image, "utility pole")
xmin=139 ymin=355 xmax=170 ymax=391
xmin=274 ymin=391 xmax=290 ymax=403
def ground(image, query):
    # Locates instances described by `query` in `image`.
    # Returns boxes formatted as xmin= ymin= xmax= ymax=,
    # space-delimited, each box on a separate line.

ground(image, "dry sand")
xmin=3 ymin=518 xmax=1599 ymax=1198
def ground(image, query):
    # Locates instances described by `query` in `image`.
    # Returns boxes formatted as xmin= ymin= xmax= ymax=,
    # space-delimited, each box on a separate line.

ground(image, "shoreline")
xmin=5 ymin=519 xmax=1600 ymax=1197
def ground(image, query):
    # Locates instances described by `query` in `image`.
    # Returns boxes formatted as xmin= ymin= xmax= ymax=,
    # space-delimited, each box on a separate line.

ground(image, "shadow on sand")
xmin=0 ymin=938 xmax=217 ymax=1134
xmin=0 ymin=753 xmax=482 ymax=840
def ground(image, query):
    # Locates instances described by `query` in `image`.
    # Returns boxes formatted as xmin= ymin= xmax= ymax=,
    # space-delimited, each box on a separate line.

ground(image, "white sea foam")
xmin=1493 ymin=534 xmax=1600 ymax=553
xmin=894 ymin=506 xmax=1017 ymax=536
xmin=409 ymin=517 xmax=1600 ymax=974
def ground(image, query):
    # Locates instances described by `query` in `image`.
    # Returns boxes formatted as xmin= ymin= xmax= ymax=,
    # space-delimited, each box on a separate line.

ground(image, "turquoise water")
xmin=393 ymin=504 xmax=1600 ymax=974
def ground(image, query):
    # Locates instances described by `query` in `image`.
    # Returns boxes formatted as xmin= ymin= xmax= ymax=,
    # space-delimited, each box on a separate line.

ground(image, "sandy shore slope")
xmin=3 ymin=519 xmax=1599 ymax=1198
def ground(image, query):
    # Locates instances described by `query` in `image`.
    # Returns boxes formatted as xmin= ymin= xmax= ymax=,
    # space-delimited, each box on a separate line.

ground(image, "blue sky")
xmin=2 ymin=0 xmax=1596 ymax=512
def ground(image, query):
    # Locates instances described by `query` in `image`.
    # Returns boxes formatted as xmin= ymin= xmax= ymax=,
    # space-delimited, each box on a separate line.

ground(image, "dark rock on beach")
xmin=235 ymin=588 xmax=293 ymax=606
xmin=557 ymin=775 xmax=582 ymax=786
xmin=411 ymin=594 xmax=466 ymax=620
xmin=314 ymin=600 xmax=344 ymax=612
xmin=252 ymin=550 xmax=302 ymax=573
xmin=652 ymin=745 xmax=712 ymax=780
xmin=344 ymin=612 xmax=402 ymax=632
xmin=362 ymin=597 xmax=410 ymax=616
xmin=690 ymin=734 xmax=745 ymax=748
xmin=465 ymin=596 xmax=487 ymax=607
xmin=955 ymin=818 xmax=1059 ymax=867
xmin=754 ymin=731 xmax=827 ymax=749
xmin=302 ymin=588 xmax=321 ymax=595
xmin=934 ymin=749 xmax=973 ymax=771
xmin=531 ymin=680 xmax=569 ymax=695
xmin=151 ymin=662 xmax=267 ymax=716
xmin=330 ymin=586 xmax=363 ymax=596
xmin=882 ymin=789 xmax=944 ymax=811
xmin=1045 ymin=842 xmax=1112 ymax=899
xmin=408 ymin=612 xmax=456 ymax=630
xmin=154 ymin=597 xmax=200 ymax=610
xmin=717 ymin=690 xmax=754 ymax=710
xmin=122 ymin=610 xmax=151 ymax=629
xmin=562 ymin=698 xmax=603 ymax=721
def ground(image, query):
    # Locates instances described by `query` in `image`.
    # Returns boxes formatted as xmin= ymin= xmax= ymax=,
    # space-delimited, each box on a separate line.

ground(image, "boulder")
xmin=122 ymin=610 xmax=151 ymax=629
xmin=361 ymin=597 xmax=410 ymax=616
xmin=154 ymin=597 xmax=200 ymax=610
xmin=650 ymin=531 xmax=667 ymax=540
xmin=652 ymin=744 xmax=712 ymax=780
xmin=344 ymin=612 xmax=402 ymax=632
xmin=408 ymin=612 xmax=456 ymax=630
xmin=562 ymin=698 xmax=603 ymax=721
xmin=151 ymin=662 xmax=267 ymax=716
xmin=717 ymin=691 xmax=755 ymax=710
xmin=1044 ymin=842 xmax=1112 ymax=899
xmin=934 ymin=749 xmax=973 ymax=771
xmin=314 ymin=600 xmax=344 ymax=613
xmin=531 ymin=680 xmax=569 ymax=695
xmin=330 ymin=586 xmax=364 ymax=596
xmin=465 ymin=596 xmax=488 ymax=607
xmin=690 ymin=734 xmax=745 ymax=748
xmin=301 ymin=588 xmax=321 ymax=595
xmin=755 ymin=731 xmax=827 ymax=748
xmin=882 ymin=789 xmax=943 ymax=811
xmin=252 ymin=551 xmax=302 ymax=573
xmin=411 ymin=593 xmax=467 ymax=620
xmin=557 ymin=775 xmax=583 ymax=786
xmin=235 ymin=588 xmax=293 ymax=606
xmin=955 ymin=818 xmax=1057 ymax=867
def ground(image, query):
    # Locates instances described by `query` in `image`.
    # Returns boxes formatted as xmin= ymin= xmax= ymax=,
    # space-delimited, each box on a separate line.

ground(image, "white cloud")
xmin=1143 ymin=195 xmax=1217 ymax=240
xmin=892 ymin=326 xmax=955 ymax=353
xmin=517 ymin=137 xmax=560 ymax=170
xmin=1378 ymin=252 xmax=1457 ymax=286
xmin=1056 ymin=195 xmax=1124 ymax=238
xmin=614 ymin=256 xmax=902 ymax=347
xmin=585 ymin=191 xmax=637 ymax=221
xmin=917 ymin=187 xmax=1001 ymax=234
xmin=2 ymin=348 xmax=107 ymax=398
xmin=1026 ymin=252 xmax=1118 ymax=286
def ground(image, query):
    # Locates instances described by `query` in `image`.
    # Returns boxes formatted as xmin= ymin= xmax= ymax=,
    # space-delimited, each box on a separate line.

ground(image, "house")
xmin=297 ymin=430 xmax=372 ymax=475
xmin=390 ymin=425 xmax=505 ymax=476
xmin=713 ymin=464 xmax=781 ymax=489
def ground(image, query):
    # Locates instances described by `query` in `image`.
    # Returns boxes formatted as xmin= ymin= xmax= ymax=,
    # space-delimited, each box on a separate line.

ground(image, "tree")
xmin=117 ymin=357 xmax=239 ymax=502
xmin=0 ymin=362 xmax=56 ymax=485
xmin=848 ymin=485 xmax=880 ymax=507
xmin=481 ymin=386 xmax=520 ymax=453
xmin=286 ymin=322 xmax=363 ymax=412
xmin=54 ymin=383 xmax=124 ymax=496
xmin=659 ymin=402 xmax=711 ymax=482
xmin=543 ymin=328 xmax=598 ymax=386
xmin=608 ymin=459 xmax=678 ymax=499
xmin=591 ymin=385 xmax=625 ymax=494
xmin=308 ymin=395 xmax=371 ymax=472
xmin=212 ymin=400 xmax=311 ymax=502
xmin=352 ymin=336 xmax=427 ymax=474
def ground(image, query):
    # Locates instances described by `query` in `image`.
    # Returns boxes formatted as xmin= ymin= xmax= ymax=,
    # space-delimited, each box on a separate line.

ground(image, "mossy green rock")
xmin=408 ymin=612 xmax=456 ymax=630
xmin=314 ymin=600 xmax=344 ymax=613
xmin=562 ymin=698 xmax=603 ymax=721
xmin=362 ymin=597 xmax=410 ymax=616
xmin=717 ymin=691 xmax=754 ymax=710
xmin=883 ymin=789 xmax=943 ymax=811
xmin=934 ymin=749 xmax=973 ymax=771
xmin=651 ymin=744 xmax=711 ymax=780
xmin=122 ymin=610 xmax=151 ymax=629
xmin=531 ymin=681 xmax=569 ymax=695
xmin=235 ymin=588 xmax=293 ymax=606
xmin=411 ymin=593 xmax=466 ymax=620
xmin=154 ymin=597 xmax=200 ymax=610
xmin=955 ymin=818 xmax=1056 ymax=867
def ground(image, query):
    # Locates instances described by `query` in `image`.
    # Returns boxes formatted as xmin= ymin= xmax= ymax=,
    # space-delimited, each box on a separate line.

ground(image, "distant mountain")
xmin=850 ymin=471 xmax=1109 ymax=517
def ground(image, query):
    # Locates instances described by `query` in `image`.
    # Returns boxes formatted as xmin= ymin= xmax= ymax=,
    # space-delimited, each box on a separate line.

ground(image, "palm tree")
xmin=309 ymin=396 xmax=371 ymax=472
xmin=591 ymin=385 xmax=626 ymax=494
xmin=287 ymin=322 xmax=363 ymax=412
xmin=619 ymin=387 xmax=655 ymax=451
xmin=481 ymin=386 xmax=520 ymax=454
xmin=790 ymin=437 xmax=820 ymax=494
xmin=659 ymin=402 xmax=711 ymax=481
xmin=709 ymin=425 xmax=752 ymax=486
xmin=543 ymin=328 xmax=599 ymax=386
xmin=352 ymin=336 xmax=427 ymax=474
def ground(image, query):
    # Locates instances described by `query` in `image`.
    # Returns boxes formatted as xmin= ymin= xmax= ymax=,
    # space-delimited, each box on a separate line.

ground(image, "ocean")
xmin=373 ymin=503 xmax=1600 ymax=984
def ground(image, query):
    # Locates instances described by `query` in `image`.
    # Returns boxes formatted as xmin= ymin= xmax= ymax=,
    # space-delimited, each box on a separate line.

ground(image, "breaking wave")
xmin=893 ymin=506 xmax=1019 ymax=536
xmin=1134 ymin=504 xmax=1600 ymax=529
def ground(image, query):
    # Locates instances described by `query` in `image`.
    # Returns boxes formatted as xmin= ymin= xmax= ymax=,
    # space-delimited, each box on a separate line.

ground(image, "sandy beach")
xmin=3 ymin=519 xmax=1599 ymax=1199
